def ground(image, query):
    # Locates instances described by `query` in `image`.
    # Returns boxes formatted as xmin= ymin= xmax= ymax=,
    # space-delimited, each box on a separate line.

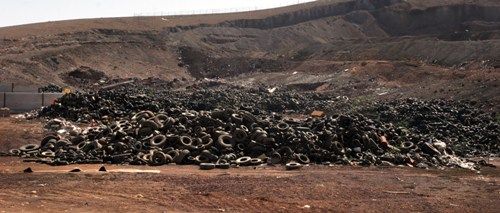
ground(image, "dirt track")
xmin=0 ymin=157 xmax=498 ymax=212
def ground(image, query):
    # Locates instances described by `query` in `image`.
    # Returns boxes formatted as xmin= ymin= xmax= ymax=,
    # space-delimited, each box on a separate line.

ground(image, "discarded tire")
xmin=286 ymin=162 xmax=303 ymax=170
xmin=199 ymin=163 xmax=216 ymax=170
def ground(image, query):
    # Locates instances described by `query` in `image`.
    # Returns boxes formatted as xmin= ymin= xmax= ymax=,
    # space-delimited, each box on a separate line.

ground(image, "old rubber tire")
xmin=41 ymin=135 xmax=60 ymax=147
xmin=41 ymin=151 xmax=56 ymax=158
xmin=217 ymin=134 xmax=233 ymax=148
xmin=295 ymin=154 xmax=310 ymax=164
xmin=150 ymin=151 xmax=168 ymax=166
xmin=250 ymin=158 xmax=263 ymax=165
xmin=9 ymin=149 xmax=21 ymax=156
xmin=200 ymin=163 xmax=216 ymax=170
xmin=150 ymin=135 xmax=167 ymax=147
xmin=20 ymin=144 xmax=40 ymax=152
xmin=400 ymin=141 xmax=416 ymax=152
xmin=216 ymin=163 xmax=230 ymax=169
xmin=285 ymin=162 xmax=302 ymax=170
xmin=236 ymin=156 xmax=252 ymax=166
xmin=276 ymin=122 xmax=289 ymax=131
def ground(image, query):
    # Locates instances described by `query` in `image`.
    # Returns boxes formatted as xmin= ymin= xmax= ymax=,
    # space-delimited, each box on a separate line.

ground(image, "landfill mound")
xmin=5 ymin=81 xmax=498 ymax=170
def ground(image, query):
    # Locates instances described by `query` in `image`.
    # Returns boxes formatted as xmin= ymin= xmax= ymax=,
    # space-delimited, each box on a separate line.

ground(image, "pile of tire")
xmin=11 ymin=101 xmax=499 ymax=169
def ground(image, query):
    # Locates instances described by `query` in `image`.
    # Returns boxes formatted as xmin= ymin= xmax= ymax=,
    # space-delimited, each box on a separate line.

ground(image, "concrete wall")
xmin=2 ymin=92 xmax=63 ymax=112
xmin=0 ymin=83 xmax=38 ymax=92
xmin=5 ymin=92 xmax=43 ymax=112
xmin=0 ymin=92 xmax=4 ymax=108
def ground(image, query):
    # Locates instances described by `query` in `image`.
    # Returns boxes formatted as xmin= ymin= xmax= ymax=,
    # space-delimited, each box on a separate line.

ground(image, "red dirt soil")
xmin=0 ymin=158 xmax=498 ymax=212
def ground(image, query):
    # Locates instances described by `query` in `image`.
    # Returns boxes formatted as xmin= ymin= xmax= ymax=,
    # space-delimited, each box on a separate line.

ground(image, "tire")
xmin=217 ymin=134 xmax=233 ymax=148
xmin=200 ymin=135 xmax=213 ymax=149
xmin=178 ymin=136 xmax=193 ymax=148
xmin=400 ymin=141 xmax=416 ymax=152
xmin=269 ymin=152 xmax=282 ymax=164
xmin=167 ymin=150 xmax=179 ymax=160
xmin=132 ymin=111 xmax=155 ymax=121
xmin=200 ymin=163 xmax=216 ymax=170
xmin=173 ymin=149 xmax=190 ymax=164
xmin=216 ymin=162 xmax=230 ymax=169
xmin=9 ymin=149 xmax=21 ymax=156
xmin=285 ymin=162 xmax=302 ymax=170
xmin=150 ymin=151 xmax=167 ymax=166
xmin=41 ymin=151 xmax=56 ymax=158
xmin=140 ymin=120 xmax=160 ymax=130
xmin=132 ymin=141 xmax=143 ymax=151
xmin=41 ymin=135 xmax=60 ymax=147
xmin=20 ymin=144 xmax=40 ymax=152
xmin=276 ymin=122 xmax=289 ymax=131
xmin=55 ymin=139 xmax=71 ymax=149
xmin=232 ymin=129 xmax=247 ymax=142
xmin=295 ymin=154 xmax=310 ymax=164
xmin=250 ymin=158 xmax=262 ymax=165
xmin=150 ymin=135 xmax=167 ymax=147
xmin=154 ymin=114 xmax=170 ymax=127
xmin=236 ymin=156 xmax=252 ymax=166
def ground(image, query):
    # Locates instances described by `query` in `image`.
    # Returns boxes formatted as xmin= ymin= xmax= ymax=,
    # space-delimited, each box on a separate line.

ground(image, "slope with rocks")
xmin=0 ymin=0 xmax=498 ymax=107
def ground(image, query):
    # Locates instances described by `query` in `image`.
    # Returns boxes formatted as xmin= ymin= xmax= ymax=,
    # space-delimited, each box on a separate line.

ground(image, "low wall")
xmin=0 ymin=83 xmax=38 ymax=92
xmin=1 ymin=92 xmax=63 ymax=112
xmin=0 ymin=93 xmax=4 ymax=108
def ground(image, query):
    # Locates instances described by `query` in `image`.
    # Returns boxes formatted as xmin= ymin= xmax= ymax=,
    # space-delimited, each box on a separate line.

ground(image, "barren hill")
xmin=0 ymin=0 xmax=499 ymax=107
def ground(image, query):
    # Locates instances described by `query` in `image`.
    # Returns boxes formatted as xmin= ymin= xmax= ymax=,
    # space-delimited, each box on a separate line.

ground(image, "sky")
xmin=0 ymin=0 xmax=316 ymax=27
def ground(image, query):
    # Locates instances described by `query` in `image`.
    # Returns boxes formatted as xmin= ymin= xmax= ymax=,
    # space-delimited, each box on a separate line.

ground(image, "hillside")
xmin=0 ymin=0 xmax=499 ymax=108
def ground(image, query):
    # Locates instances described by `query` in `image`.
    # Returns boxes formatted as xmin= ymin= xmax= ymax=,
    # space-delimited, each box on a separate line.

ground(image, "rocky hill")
xmin=0 ymin=0 xmax=498 ymax=108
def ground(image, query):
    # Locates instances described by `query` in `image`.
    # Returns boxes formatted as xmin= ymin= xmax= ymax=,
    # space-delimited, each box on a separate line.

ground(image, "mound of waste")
xmin=7 ymin=85 xmax=499 ymax=169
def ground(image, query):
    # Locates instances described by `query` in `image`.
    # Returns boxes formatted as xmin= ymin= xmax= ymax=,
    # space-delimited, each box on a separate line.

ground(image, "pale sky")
xmin=0 ymin=0 xmax=316 ymax=27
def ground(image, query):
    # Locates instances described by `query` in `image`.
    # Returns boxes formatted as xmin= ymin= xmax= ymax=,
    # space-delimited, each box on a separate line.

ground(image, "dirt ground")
xmin=0 ymin=158 xmax=498 ymax=212
xmin=0 ymin=117 xmax=499 ymax=212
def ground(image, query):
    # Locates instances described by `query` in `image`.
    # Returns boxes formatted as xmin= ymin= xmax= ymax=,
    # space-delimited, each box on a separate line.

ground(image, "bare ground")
xmin=0 ymin=158 xmax=498 ymax=212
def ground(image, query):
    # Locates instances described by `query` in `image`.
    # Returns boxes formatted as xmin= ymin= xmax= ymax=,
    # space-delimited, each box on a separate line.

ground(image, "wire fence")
xmin=133 ymin=0 xmax=314 ymax=17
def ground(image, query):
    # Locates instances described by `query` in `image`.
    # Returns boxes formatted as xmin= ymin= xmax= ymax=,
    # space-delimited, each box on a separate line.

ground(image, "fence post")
xmin=41 ymin=93 xmax=45 ymax=107
xmin=11 ymin=83 xmax=14 ymax=92
xmin=3 ymin=92 xmax=5 ymax=108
